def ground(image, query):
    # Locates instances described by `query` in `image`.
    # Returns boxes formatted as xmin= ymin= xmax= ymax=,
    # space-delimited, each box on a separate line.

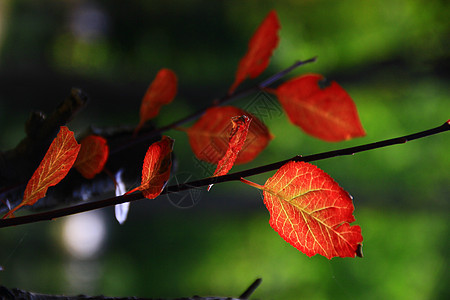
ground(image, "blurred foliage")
xmin=0 ymin=208 xmax=448 ymax=299
xmin=0 ymin=0 xmax=448 ymax=299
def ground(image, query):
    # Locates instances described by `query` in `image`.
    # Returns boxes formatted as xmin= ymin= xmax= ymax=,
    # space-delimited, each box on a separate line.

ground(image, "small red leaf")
xmin=273 ymin=74 xmax=366 ymax=142
xmin=3 ymin=126 xmax=81 ymax=218
xmin=127 ymin=136 xmax=174 ymax=199
xmin=208 ymin=115 xmax=251 ymax=191
xmin=228 ymin=10 xmax=280 ymax=94
xmin=135 ymin=69 xmax=178 ymax=134
xmin=74 ymin=135 xmax=109 ymax=179
xmin=242 ymin=161 xmax=363 ymax=259
xmin=186 ymin=106 xmax=272 ymax=165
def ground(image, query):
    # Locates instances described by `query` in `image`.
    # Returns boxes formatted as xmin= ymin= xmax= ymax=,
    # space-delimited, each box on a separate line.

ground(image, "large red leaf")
xmin=126 ymin=136 xmax=173 ymax=199
xmin=241 ymin=161 xmax=363 ymax=259
xmin=228 ymin=10 xmax=280 ymax=94
xmin=3 ymin=126 xmax=81 ymax=218
xmin=135 ymin=68 xmax=178 ymax=134
xmin=273 ymin=74 xmax=366 ymax=142
xmin=208 ymin=115 xmax=251 ymax=191
xmin=186 ymin=106 xmax=272 ymax=165
xmin=74 ymin=135 xmax=109 ymax=179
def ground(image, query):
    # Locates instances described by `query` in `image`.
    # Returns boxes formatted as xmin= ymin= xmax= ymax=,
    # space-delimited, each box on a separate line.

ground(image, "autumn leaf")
xmin=208 ymin=115 xmax=252 ymax=191
xmin=3 ymin=126 xmax=81 ymax=218
xmin=135 ymin=68 xmax=178 ymax=134
xmin=126 ymin=136 xmax=174 ymax=199
xmin=241 ymin=161 xmax=363 ymax=259
xmin=228 ymin=10 xmax=280 ymax=94
xmin=74 ymin=135 xmax=109 ymax=179
xmin=272 ymin=74 xmax=366 ymax=142
xmin=186 ymin=106 xmax=272 ymax=165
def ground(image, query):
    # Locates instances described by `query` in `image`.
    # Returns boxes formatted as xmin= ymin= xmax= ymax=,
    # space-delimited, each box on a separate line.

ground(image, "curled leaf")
xmin=135 ymin=69 xmax=178 ymax=134
xmin=273 ymin=74 xmax=366 ymax=142
xmin=3 ymin=126 xmax=81 ymax=218
xmin=126 ymin=136 xmax=174 ymax=199
xmin=229 ymin=10 xmax=280 ymax=94
xmin=74 ymin=135 xmax=109 ymax=179
xmin=208 ymin=115 xmax=252 ymax=191
xmin=241 ymin=161 xmax=363 ymax=259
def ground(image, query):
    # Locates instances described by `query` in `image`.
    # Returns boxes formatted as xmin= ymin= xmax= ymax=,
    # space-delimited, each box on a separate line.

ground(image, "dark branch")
xmin=0 ymin=88 xmax=88 ymax=187
xmin=0 ymin=121 xmax=447 ymax=228
xmin=0 ymin=278 xmax=262 ymax=300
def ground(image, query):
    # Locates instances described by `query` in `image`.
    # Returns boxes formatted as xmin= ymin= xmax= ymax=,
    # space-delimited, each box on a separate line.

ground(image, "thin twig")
xmin=111 ymin=58 xmax=317 ymax=154
xmin=239 ymin=278 xmax=262 ymax=299
xmin=0 ymin=120 xmax=447 ymax=228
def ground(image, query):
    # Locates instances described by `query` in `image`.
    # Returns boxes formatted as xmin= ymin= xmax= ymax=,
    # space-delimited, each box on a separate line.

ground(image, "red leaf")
xmin=208 ymin=115 xmax=251 ymax=191
xmin=3 ymin=126 xmax=81 ymax=218
xmin=241 ymin=161 xmax=363 ymax=259
xmin=186 ymin=106 xmax=272 ymax=165
xmin=135 ymin=68 xmax=178 ymax=134
xmin=273 ymin=74 xmax=366 ymax=142
xmin=228 ymin=10 xmax=280 ymax=94
xmin=127 ymin=136 xmax=174 ymax=199
xmin=74 ymin=135 xmax=109 ymax=179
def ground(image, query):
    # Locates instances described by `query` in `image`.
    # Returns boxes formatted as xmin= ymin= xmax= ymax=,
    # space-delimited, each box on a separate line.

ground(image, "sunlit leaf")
xmin=273 ymin=74 xmax=366 ymax=142
xmin=228 ymin=10 xmax=280 ymax=94
xmin=186 ymin=106 xmax=272 ymax=165
xmin=135 ymin=69 xmax=178 ymax=134
xmin=241 ymin=161 xmax=363 ymax=259
xmin=3 ymin=126 xmax=81 ymax=218
xmin=208 ymin=115 xmax=251 ymax=191
xmin=126 ymin=136 xmax=174 ymax=199
xmin=74 ymin=135 xmax=109 ymax=179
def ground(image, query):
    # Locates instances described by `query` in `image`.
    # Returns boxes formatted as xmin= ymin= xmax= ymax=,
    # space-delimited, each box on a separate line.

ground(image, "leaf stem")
xmin=239 ymin=178 xmax=264 ymax=190
xmin=1 ymin=121 xmax=448 ymax=228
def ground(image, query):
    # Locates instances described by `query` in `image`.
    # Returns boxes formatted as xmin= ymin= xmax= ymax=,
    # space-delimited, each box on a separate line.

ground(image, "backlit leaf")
xmin=228 ymin=10 xmax=280 ymax=94
xmin=186 ymin=106 xmax=272 ymax=165
xmin=208 ymin=115 xmax=251 ymax=191
xmin=241 ymin=161 xmax=363 ymax=259
xmin=126 ymin=136 xmax=174 ymax=199
xmin=135 ymin=68 xmax=178 ymax=134
xmin=74 ymin=135 xmax=109 ymax=179
xmin=273 ymin=74 xmax=366 ymax=142
xmin=3 ymin=126 xmax=81 ymax=218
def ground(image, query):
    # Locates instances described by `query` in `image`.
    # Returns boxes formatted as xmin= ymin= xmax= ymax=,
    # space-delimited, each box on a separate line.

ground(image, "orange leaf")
xmin=127 ymin=136 xmax=174 ymax=199
xmin=186 ymin=106 xmax=272 ymax=165
xmin=273 ymin=74 xmax=366 ymax=142
xmin=228 ymin=10 xmax=280 ymax=94
xmin=208 ymin=115 xmax=251 ymax=191
xmin=74 ymin=135 xmax=109 ymax=179
xmin=135 ymin=68 xmax=178 ymax=134
xmin=241 ymin=161 xmax=363 ymax=259
xmin=3 ymin=126 xmax=81 ymax=218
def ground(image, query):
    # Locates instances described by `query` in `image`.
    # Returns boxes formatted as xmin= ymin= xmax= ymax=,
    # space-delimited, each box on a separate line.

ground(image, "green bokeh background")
xmin=0 ymin=1 xmax=448 ymax=299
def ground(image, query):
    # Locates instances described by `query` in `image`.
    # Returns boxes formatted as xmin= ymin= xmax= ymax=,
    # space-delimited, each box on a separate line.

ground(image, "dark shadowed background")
xmin=0 ymin=1 xmax=448 ymax=299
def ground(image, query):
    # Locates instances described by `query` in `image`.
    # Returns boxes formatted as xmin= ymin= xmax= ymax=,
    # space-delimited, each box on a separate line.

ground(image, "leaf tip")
xmin=356 ymin=244 xmax=363 ymax=258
